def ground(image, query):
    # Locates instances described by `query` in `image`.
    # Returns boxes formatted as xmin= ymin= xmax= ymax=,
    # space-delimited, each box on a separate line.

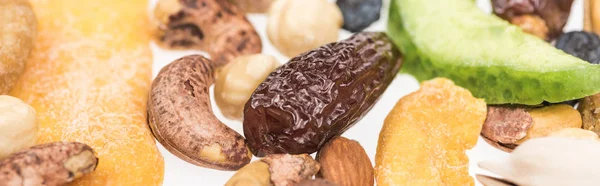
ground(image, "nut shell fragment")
xmin=154 ymin=0 xmax=262 ymax=67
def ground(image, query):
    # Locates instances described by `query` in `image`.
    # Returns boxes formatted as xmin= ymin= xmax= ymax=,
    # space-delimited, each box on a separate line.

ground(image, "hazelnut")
xmin=267 ymin=0 xmax=343 ymax=57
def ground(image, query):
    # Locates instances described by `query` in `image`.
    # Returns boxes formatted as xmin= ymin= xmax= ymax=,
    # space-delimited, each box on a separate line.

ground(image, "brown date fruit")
xmin=243 ymin=32 xmax=402 ymax=156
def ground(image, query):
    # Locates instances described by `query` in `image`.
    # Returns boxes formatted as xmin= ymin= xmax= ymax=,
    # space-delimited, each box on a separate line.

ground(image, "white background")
xmin=148 ymin=0 xmax=585 ymax=185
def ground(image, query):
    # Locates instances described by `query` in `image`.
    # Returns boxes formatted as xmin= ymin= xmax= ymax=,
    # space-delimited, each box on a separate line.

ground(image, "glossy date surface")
xmin=243 ymin=32 xmax=403 ymax=156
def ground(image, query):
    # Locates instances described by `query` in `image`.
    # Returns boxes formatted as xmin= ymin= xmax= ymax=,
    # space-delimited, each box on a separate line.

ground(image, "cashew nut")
xmin=0 ymin=142 xmax=98 ymax=186
xmin=153 ymin=0 xmax=262 ymax=67
xmin=147 ymin=55 xmax=252 ymax=170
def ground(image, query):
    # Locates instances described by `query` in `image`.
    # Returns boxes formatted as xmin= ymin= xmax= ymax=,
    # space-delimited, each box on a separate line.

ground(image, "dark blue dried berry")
xmin=555 ymin=31 xmax=600 ymax=64
xmin=336 ymin=0 xmax=382 ymax=32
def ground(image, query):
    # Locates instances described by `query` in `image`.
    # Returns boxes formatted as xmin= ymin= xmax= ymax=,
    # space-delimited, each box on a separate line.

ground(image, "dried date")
xmin=243 ymin=32 xmax=402 ymax=156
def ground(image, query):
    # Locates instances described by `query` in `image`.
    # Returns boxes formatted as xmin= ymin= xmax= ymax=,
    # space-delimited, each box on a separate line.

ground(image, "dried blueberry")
xmin=555 ymin=31 xmax=600 ymax=64
xmin=336 ymin=0 xmax=382 ymax=32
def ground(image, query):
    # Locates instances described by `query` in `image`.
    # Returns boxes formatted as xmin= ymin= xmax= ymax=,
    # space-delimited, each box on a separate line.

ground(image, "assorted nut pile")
xmin=4 ymin=0 xmax=600 ymax=185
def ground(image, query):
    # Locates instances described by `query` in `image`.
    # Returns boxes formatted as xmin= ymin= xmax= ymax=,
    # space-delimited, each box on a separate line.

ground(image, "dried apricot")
xmin=375 ymin=78 xmax=487 ymax=186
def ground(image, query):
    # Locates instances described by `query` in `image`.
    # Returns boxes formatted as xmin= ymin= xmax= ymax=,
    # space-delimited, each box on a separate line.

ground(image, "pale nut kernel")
xmin=267 ymin=0 xmax=343 ymax=57
xmin=215 ymin=54 xmax=280 ymax=120
xmin=0 ymin=95 xmax=37 ymax=159
xmin=546 ymin=128 xmax=600 ymax=140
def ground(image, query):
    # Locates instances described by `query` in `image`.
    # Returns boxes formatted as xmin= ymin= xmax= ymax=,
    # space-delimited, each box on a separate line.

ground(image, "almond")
xmin=316 ymin=137 xmax=374 ymax=186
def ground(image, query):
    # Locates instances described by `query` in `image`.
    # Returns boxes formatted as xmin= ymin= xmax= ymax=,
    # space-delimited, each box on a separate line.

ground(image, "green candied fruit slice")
xmin=387 ymin=0 xmax=600 ymax=105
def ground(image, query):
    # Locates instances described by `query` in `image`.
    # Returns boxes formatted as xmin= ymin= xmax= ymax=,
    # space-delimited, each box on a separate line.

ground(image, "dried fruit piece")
xmin=478 ymin=137 xmax=600 ymax=186
xmin=215 ymin=54 xmax=280 ymax=120
xmin=0 ymin=142 xmax=98 ymax=186
xmin=389 ymin=0 xmax=600 ymax=105
xmin=148 ymin=55 xmax=252 ymax=170
xmin=153 ymin=0 xmax=262 ymax=67
xmin=375 ymin=78 xmax=487 ymax=186
xmin=547 ymin=128 xmax=600 ymax=140
xmin=225 ymin=154 xmax=320 ymax=186
xmin=555 ymin=31 xmax=600 ymax=65
xmin=579 ymin=94 xmax=600 ymax=136
xmin=316 ymin=137 xmax=374 ymax=186
xmin=481 ymin=104 xmax=582 ymax=152
xmin=337 ymin=0 xmax=382 ymax=32
xmin=0 ymin=95 xmax=37 ymax=159
xmin=492 ymin=0 xmax=574 ymax=40
xmin=244 ymin=32 xmax=402 ymax=156
xmin=267 ymin=0 xmax=343 ymax=57
xmin=9 ymin=0 xmax=164 ymax=185
xmin=0 ymin=0 xmax=36 ymax=94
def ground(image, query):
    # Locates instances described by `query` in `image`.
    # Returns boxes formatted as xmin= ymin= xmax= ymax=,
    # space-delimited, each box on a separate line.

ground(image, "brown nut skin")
xmin=482 ymin=104 xmax=582 ymax=152
xmin=228 ymin=0 xmax=274 ymax=13
xmin=262 ymin=154 xmax=320 ymax=186
xmin=297 ymin=179 xmax=338 ymax=186
xmin=147 ymin=55 xmax=251 ymax=170
xmin=492 ymin=0 xmax=574 ymax=41
xmin=0 ymin=142 xmax=98 ymax=186
xmin=316 ymin=137 xmax=374 ymax=186
xmin=153 ymin=0 xmax=262 ymax=67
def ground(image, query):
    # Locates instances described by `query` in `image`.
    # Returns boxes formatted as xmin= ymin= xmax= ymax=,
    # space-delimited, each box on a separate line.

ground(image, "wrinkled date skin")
xmin=243 ymin=32 xmax=402 ymax=156
xmin=492 ymin=0 xmax=574 ymax=40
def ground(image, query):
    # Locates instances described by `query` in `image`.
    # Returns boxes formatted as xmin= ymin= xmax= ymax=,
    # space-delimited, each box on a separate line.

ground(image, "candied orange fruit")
xmin=375 ymin=78 xmax=487 ymax=186
xmin=9 ymin=0 xmax=164 ymax=185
